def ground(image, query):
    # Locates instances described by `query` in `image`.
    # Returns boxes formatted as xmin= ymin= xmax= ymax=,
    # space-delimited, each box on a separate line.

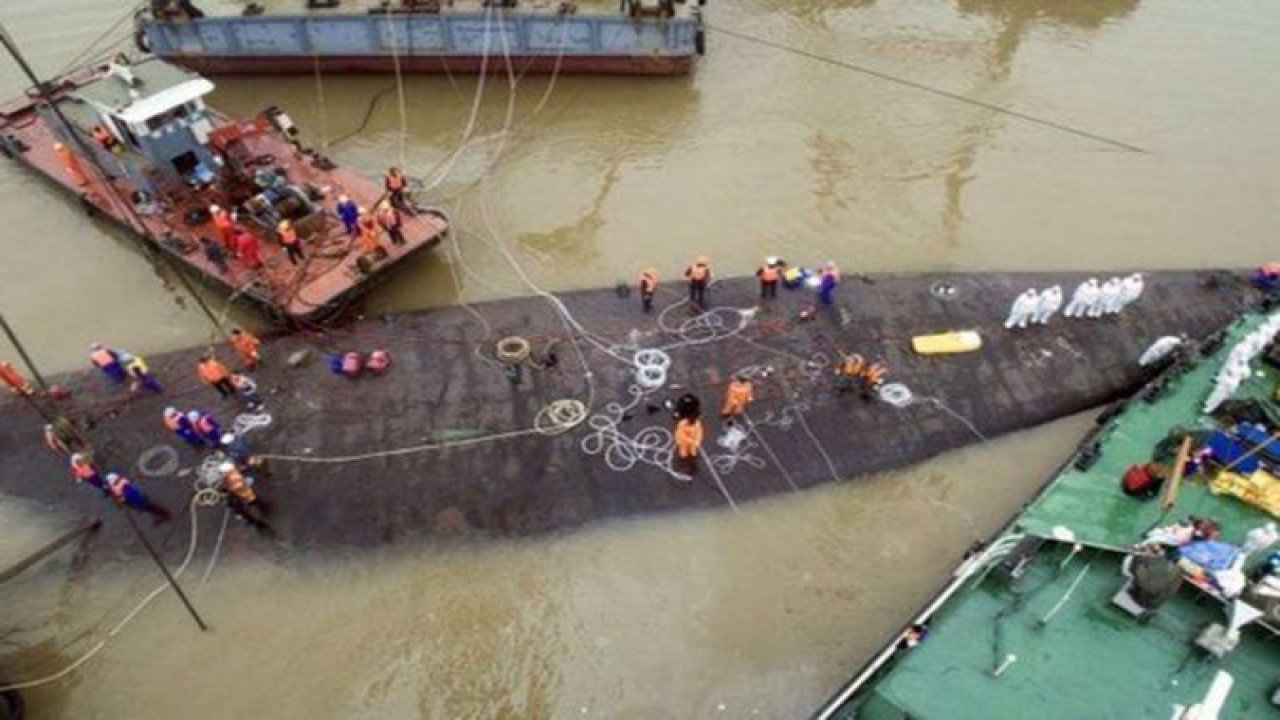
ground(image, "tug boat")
xmin=136 ymin=0 xmax=706 ymax=77
xmin=0 ymin=57 xmax=448 ymax=324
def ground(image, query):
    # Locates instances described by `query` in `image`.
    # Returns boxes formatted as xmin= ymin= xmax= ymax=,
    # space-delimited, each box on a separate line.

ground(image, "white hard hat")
xmin=765 ymin=256 xmax=778 ymax=265
xmin=221 ymin=433 xmax=235 ymax=445
xmin=219 ymin=462 xmax=235 ymax=474
xmin=106 ymin=472 xmax=119 ymax=481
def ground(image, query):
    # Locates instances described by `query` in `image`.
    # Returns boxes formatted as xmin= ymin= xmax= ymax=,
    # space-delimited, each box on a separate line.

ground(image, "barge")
xmin=815 ymin=311 xmax=1280 ymax=719
xmin=137 ymin=0 xmax=705 ymax=76
xmin=0 ymin=57 xmax=448 ymax=324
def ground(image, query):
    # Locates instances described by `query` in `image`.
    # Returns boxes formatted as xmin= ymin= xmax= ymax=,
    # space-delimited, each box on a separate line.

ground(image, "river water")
xmin=1 ymin=0 xmax=1278 ymax=717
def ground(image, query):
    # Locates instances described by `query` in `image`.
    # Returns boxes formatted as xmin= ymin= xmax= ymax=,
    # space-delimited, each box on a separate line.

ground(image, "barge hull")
xmin=162 ymin=52 xmax=692 ymax=76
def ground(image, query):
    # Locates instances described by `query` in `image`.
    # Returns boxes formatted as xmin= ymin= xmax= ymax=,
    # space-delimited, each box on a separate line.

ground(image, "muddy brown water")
xmin=1 ymin=0 xmax=1278 ymax=716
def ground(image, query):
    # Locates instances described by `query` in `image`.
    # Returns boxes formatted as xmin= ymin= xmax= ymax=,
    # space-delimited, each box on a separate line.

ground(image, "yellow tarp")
xmin=1209 ymin=470 xmax=1280 ymax=518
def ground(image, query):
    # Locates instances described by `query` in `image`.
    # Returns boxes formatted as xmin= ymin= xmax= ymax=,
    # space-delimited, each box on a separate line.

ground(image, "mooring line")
xmin=706 ymin=23 xmax=1151 ymax=155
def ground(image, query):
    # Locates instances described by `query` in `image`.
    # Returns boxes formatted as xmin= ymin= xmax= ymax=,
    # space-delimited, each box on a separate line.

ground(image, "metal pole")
xmin=0 ymin=23 xmax=229 ymax=341
xmin=118 ymin=505 xmax=210 ymax=632
xmin=0 ymin=311 xmax=49 ymax=391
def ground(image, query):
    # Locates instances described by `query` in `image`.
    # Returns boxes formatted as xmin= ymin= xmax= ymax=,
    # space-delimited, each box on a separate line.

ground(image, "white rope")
xmin=232 ymin=411 xmax=273 ymax=436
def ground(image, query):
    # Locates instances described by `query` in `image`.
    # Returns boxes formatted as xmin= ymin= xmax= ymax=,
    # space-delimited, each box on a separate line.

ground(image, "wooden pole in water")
xmin=0 ymin=311 xmax=49 ymax=392
xmin=1161 ymin=436 xmax=1192 ymax=512
xmin=0 ymin=516 xmax=100 ymax=585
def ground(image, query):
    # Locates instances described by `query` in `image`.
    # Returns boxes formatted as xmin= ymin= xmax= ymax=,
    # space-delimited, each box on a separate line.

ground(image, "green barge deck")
xmin=818 ymin=312 xmax=1280 ymax=719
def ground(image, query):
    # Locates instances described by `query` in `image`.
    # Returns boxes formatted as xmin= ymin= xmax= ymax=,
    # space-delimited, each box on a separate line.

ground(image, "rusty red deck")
xmin=0 ymin=70 xmax=447 ymax=324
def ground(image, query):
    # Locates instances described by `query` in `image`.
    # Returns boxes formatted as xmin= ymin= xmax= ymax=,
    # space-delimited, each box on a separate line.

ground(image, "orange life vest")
xmin=687 ymin=264 xmax=709 ymax=282
xmin=863 ymin=363 xmax=887 ymax=385
xmin=213 ymin=211 xmax=233 ymax=230
xmin=107 ymin=475 xmax=130 ymax=500
xmin=759 ymin=265 xmax=779 ymax=283
xmin=839 ymin=356 xmax=866 ymax=377
xmin=726 ymin=380 xmax=753 ymax=406
xmin=674 ymin=418 xmax=704 ymax=448
xmin=71 ymin=458 xmax=96 ymax=479
xmin=279 ymin=227 xmax=298 ymax=246
xmin=163 ymin=413 xmax=181 ymax=431
xmin=91 ymin=126 xmax=115 ymax=149
xmin=0 ymin=362 xmax=31 ymax=394
xmin=385 ymin=172 xmax=407 ymax=191
xmin=639 ymin=270 xmax=658 ymax=292
xmin=90 ymin=348 xmax=116 ymax=367
xmin=198 ymin=358 xmax=230 ymax=384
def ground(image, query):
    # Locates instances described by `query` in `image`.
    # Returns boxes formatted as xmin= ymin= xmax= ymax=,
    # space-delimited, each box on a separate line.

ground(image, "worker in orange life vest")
xmin=106 ymin=472 xmax=172 ymax=523
xmin=229 ymin=327 xmax=262 ymax=370
xmin=211 ymin=204 xmax=235 ymax=248
xmin=756 ymin=257 xmax=782 ymax=300
xmin=70 ymin=452 xmax=108 ymax=495
xmin=163 ymin=406 xmax=205 ymax=448
xmin=638 ymin=268 xmax=658 ymax=313
xmin=684 ymin=256 xmax=711 ymax=310
xmin=384 ymin=167 xmax=409 ymax=210
xmin=235 ymin=227 xmax=262 ymax=269
xmin=674 ymin=416 xmax=704 ymax=475
xmin=357 ymin=207 xmax=383 ymax=255
xmin=188 ymin=410 xmax=221 ymax=447
xmin=53 ymin=142 xmax=88 ymax=187
xmin=721 ymin=374 xmax=755 ymax=420
xmin=89 ymin=343 xmax=126 ymax=384
xmin=376 ymin=200 xmax=405 ymax=246
xmin=197 ymin=353 xmax=235 ymax=399
xmin=0 ymin=361 xmax=34 ymax=396
xmin=278 ymin=219 xmax=304 ymax=265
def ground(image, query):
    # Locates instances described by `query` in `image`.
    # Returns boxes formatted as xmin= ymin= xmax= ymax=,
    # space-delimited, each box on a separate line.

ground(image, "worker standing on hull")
xmin=684 ymin=256 xmax=711 ymax=311
xmin=210 ymin=204 xmax=235 ymax=248
xmin=164 ymin=407 xmax=205 ymax=449
xmin=335 ymin=194 xmax=360 ymax=237
xmin=721 ymin=374 xmax=754 ymax=421
xmin=106 ymin=473 xmax=171 ymax=524
xmin=674 ymin=415 xmax=704 ymax=477
xmin=229 ymin=328 xmax=262 ymax=370
xmin=89 ymin=343 xmax=126 ymax=384
xmin=756 ymin=257 xmax=781 ymax=300
xmin=638 ymin=268 xmax=658 ymax=313
xmin=197 ymin=353 xmax=235 ymax=399
xmin=278 ymin=220 xmax=304 ymax=265
xmin=377 ymin=200 xmax=406 ymax=246
xmin=70 ymin=453 xmax=108 ymax=495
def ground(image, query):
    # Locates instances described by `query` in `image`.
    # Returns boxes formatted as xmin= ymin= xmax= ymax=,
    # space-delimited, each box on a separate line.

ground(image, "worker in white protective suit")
xmin=1032 ymin=286 xmax=1063 ymax=325
xmin=1119 ymin=273 xmax=1144 ymax=311
xmin=1242 ymin=522 xmax=1279 ymax=557
xmin=1004 ymin=289 xmax=1040 ymax=329
xmin=1064 ymin=278 xmax=1099 ymax=318
xmin=1095 ymin=278 xmax=1122 ymax=317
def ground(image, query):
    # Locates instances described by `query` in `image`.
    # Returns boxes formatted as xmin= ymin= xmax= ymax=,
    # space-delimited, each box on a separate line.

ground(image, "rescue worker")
xmin=235 ymin=227 xmax=262 ymax=269
xmin=90 ymin=124 xmax=121 ymax=154
xmin=201 ymin=235 xmax=230 ymax=275
xmin=384 ymin=167 xmax=409 ymax=210
xmin=188 ymin=410 xmax=222 ymax=447
xmin=44 ymin=424 xmax=68 ymax=454
xmin=0 ymin=361 xmax=34 ymax=396
xmin=70 ymin=453 xmax=108 ymax=495
xmin=1063 ymin=278 xmax=1100 ymax=319
xmin=341 ymin=351 xmax=363 ymax=378
xmin=53 ymin=142 xmax=88 ymax=187
xmin=219 ymin=462 xmax=271 ymax=533
xmin=163 ymin=406 xmax=205 ymax=449
xmin=671 ymin=392 xmax=701 ymax=422
xmin=228 ymin=327 xmax=262 ymax=370
xmin=123 ymin=353 xmax=162 ymax=394
xmin=721 ymin=374 xmax=754 ymax=420
xmin=817 ymin=261 xmax=840 ymax=308
xmin=89 ymin=343 xmax=127 ymax=384
xmin=861 ymin=360 xmax=888 ymax=400
xmin=210 ymin=204 xmax=235 ymax=248
xmin=1252 ymin=263 xmax=1280 ymax=292
xmin=106 ymin=472 xmax=172 ymax=523
xmin=673 ymin=416 xmax=704 ymax=474
xmin=684 ymin=256 xmax=711 ymax=310
xmin=833 ymin=353 xmax=866 ymax=395
xmin=638 ymin=267 xmax=659 ymax=313
xmin=376 ymin=200 xmax=405 ymax=245
xmin=335 ymin=194 xmax=360 ymax=236
xmin=1004 ymin=289 xmax=1039 ymax=329
xmin=357 ymin=207 xmax=383 ymax=255
xmin=756 ymin=257 xmax=781 ymax=300
xmin=230 ymin=372 xmax=262 ymax=409
xmin=197 ymin=353 xmax=235 ymax=399
xmin=278 ymin=219 xmax=304 ymax=265
xmin=1031 ymin=285 xmax=1063 ymax=326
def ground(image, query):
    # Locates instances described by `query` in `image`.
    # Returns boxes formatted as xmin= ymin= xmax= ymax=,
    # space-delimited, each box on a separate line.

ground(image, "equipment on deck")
xmin=911 ymin=330 xmax=982 ymax=355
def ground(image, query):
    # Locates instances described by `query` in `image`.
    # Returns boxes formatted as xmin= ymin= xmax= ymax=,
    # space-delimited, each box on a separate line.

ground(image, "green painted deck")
xmin=824 ymin=312 xmax=1280 ymax=719
xmin=852 ymin=545 xmax=1280 ymax=720
xmin=1019 ymin=314 xmax=1278 ymax=548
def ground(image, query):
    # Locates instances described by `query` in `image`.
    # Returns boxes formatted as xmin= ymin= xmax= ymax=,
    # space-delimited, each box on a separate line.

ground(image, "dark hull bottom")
xmin=157 ymin=53 xmax=694 ymax=76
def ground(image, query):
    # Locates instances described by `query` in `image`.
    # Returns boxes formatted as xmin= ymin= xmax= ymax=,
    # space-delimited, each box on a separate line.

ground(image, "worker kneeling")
xmin=834 ymin=354 xmax=887 ymax=401
xmin=721 ymin=374 xmax=754 ymax=421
